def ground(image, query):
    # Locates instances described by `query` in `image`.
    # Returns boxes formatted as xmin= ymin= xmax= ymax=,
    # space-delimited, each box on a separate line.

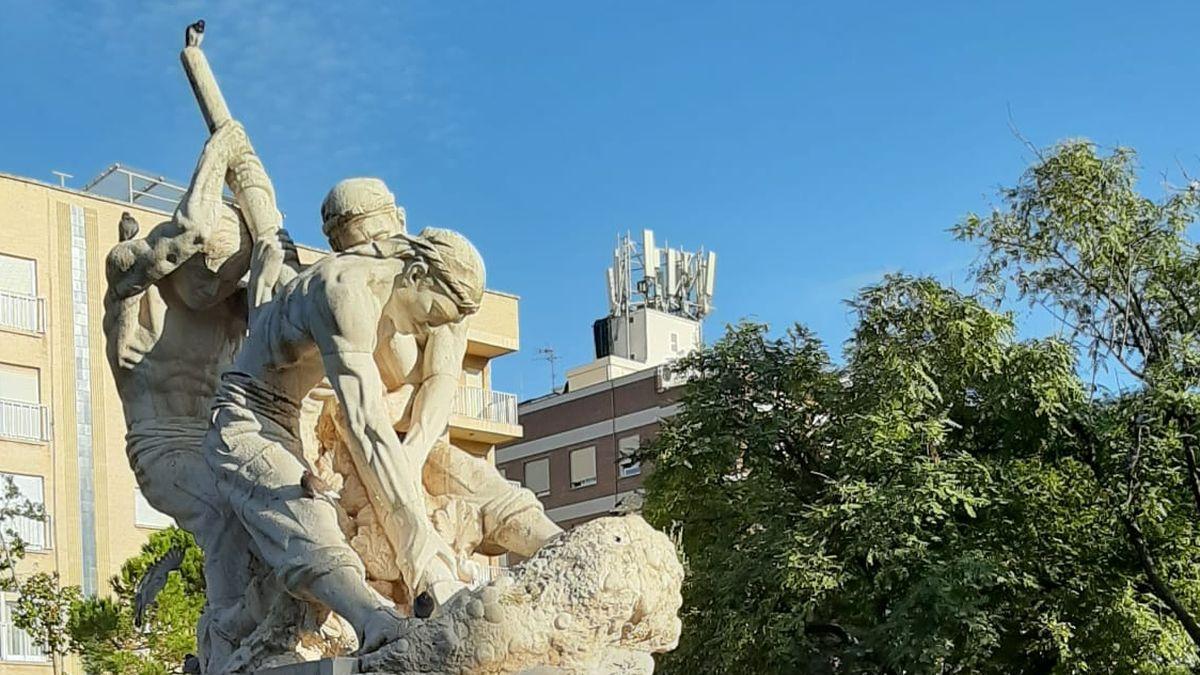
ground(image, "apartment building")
xmin=496 ymin=230 xmax=713 ymax=530
xmin=496 ymin=364 xmax=685 ymax=529
xmin=0 ymin=166 xmax=523 ymax=671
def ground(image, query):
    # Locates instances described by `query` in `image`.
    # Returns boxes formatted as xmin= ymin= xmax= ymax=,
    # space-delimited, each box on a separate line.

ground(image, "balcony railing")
xmin=0 ymin=399 xmax=48 ymax=443
xmin=465 ymin=562 xmax=510 ymax=589
xmin=453 ymin=386 xmax=518 ymax=426
xmin=0 ymin=292 xmax=44 ymax=334
xmin=0 ymin=618 xmax=45 ymax=662
xmin=1 ymin=515 xmax=47 ymax=551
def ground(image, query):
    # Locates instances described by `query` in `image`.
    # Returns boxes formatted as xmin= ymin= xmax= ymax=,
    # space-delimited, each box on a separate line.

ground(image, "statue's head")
xmin=321 ymin=177 xmax=406 ymax=252
xmin=358 ymin=227 xmax=486 ymax=327
xmin=398 ymin=228 xmax=486 ymax=325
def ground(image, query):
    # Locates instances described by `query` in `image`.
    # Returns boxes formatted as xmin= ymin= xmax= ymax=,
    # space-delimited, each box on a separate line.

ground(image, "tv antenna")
xmin=536 ymin=347 xmax=561 ymax=393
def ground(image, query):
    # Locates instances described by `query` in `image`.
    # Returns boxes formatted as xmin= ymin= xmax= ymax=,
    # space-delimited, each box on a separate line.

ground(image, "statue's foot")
xmin=416 ymin=577 xmax=468 ymax=618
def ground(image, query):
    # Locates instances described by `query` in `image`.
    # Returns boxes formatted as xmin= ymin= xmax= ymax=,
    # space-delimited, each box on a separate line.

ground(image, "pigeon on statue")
xmin=118 ymin=211 xmax=139 ymax=242
xmin=300 ymin=469 xmax=339 ymax=503
xmin=185 ymin=19 xmax=205 ymax=48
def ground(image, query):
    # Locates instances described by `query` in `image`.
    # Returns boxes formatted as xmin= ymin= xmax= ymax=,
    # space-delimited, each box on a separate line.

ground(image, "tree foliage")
xmin=643 ymin=141 xmax=1200 ymax=673
xmin=69 ymin=527 xmax=205 ymax=675
xmin=0 ymin=473 xmax=80 ymax=675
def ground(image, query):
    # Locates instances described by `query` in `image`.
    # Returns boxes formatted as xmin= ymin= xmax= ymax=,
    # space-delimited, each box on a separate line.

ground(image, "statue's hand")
xmin=358 ymin=606 xmax=408 ymax=655
xmin=210 ymin=119 xmax=250 ymax=158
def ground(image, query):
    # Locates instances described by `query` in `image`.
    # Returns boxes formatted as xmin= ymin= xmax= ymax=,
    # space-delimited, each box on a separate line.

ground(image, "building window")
xmin=134 ymin=488 xmax=175 ymax=530
xmin=570 ymin=446 xmax=597 ymax=489
xmin=0 ymin=363 xmax=46 ymax=442
xmin=669 ymin=332 xmax=679 ymax=353
xmin=619 ymin=435 xmax=642 ymax=478
xmin=0 ymin=593 xmax=46 ymax=662
xmin=524 ymin=458 xmax=550 ymax=497
xmin=0 ymin=254 xmax=35 ymax=297
xmin=0 ymin=473 xmax=46 ymax=551
xmin=0 ymin=253 xmax=42 ymax=334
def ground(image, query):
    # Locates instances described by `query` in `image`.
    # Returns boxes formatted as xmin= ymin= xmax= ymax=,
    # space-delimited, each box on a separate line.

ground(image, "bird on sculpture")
xmin=301 ymin=469 xmax=358 ymax=536
xmin=133 ymin=545 xmax=185 ymax=626
xmin=413 ymin=591 xmax=436 ymax=619
xmin=118 ymin=212 xmax=140 ymax=242
xmin=185 ymin=19 xmax=205 ymax=48
xmin=301 ymin=469 xmax=339 ymax=503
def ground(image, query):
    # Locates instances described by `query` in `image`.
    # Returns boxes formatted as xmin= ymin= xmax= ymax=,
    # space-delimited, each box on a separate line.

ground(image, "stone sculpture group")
xmin=101 ymin=21 xmax=683 ymax=675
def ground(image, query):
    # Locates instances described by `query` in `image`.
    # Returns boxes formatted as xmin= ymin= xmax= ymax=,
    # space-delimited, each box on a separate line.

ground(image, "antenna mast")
xmin=537 ymin=347 xmax=561 ymax=393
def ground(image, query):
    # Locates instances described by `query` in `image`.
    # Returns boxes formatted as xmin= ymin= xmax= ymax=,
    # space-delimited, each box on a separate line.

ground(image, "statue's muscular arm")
xmin=399 ymin=321 xmax=469 ymax=464
xmin=311 ymin=284 xmax=416 ymax=495
xmin=105 ymin=123 xmax=241 ymax=302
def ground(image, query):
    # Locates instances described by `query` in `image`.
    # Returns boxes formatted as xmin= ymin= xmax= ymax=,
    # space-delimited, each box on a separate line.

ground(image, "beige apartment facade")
xmin=0 ymin=168 xmax=523 ymax=672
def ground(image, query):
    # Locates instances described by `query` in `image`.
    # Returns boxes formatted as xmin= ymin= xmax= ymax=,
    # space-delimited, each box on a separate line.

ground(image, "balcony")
xmin=454 ymin=386 xmax=518 ymax=425
xmin=1 ymin=514 xmax=47 ymax=551
xmin=0 ymin=399 xmax=48 ymax=443
xmin=0 ymin=291 xmax=44 ymax=334
xmin=465 ymin=561 xmax=509 ymax=589
xmin=0 ymin=618 xmax=45 ymax=663
xmin=450 ymin=385 xmax=522 ymax=445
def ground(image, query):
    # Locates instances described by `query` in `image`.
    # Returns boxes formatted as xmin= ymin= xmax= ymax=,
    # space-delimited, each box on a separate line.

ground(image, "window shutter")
xmin=0 ymin=255 xmax=35 ymax=297
xmin=570 ymin=446 xmax=596 ymax=487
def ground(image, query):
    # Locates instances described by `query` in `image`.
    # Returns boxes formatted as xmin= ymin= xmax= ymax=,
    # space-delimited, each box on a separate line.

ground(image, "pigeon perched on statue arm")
xmin=118 ymin=212 xmax=140 ymax=242
xmin=184 ymin=19 xmax=205 ymax=48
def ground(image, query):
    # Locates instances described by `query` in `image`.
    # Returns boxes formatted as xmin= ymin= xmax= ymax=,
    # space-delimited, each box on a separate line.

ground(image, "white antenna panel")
xmin=666 ymin=249 xmax=678 ymax=300
xmin=606 ymin=268 xmax=617 ymax=313
xmin=704 ymin=251 xmax=717 ymax=298
xmin=642 ymin=229 xmax=658 ymax=279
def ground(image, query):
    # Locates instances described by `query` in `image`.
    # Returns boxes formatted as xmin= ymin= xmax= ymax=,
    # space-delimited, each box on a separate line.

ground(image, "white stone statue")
xmin=305 ymin=178 xmax=563 ymax=610
xmin=102 ymin=19 xmax=685 ymax=675
xmin=102 ymin=117 xmax=301 ymax=671
xmin=203 ymin=219 xmax=495 ymax=645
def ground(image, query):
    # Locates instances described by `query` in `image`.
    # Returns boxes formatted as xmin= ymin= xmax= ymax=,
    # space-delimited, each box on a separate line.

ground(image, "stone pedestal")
xmin=256 ymin=657 xmax=359 ymax=675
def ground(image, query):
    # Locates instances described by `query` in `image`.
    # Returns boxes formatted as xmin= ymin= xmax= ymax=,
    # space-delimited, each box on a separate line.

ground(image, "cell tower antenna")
xmin=537 ymin=347 xmax=561 ymax=393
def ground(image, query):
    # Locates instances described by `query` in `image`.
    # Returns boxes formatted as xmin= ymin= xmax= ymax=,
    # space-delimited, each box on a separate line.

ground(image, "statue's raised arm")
xmin=181 ymin=18 xmax=297 ymax=311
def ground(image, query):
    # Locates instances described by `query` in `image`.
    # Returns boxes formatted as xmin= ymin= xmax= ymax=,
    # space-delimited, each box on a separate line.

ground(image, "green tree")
xmin=69 ymin=527 xmax=205 ymax=675
xmin=11 ymin=572 xmax=81 ymax=675
xmin=644 ymin=280 xmax=1198 ymax=673
xmin=645 ymin=141 xmax=1200 ymax=673
xmin=0 ymin=473 xmax=80 ymax=675
xmin=955 ymin=140 xmax=1200 ymax=649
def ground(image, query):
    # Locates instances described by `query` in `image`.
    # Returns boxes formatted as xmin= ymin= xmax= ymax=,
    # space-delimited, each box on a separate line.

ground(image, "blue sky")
xmin=3 ymin=1 xmax=1199 ymax=399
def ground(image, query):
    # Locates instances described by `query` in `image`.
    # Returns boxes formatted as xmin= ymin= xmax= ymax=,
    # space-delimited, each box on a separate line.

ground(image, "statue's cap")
xmin=321 ymin=177 xmax=400 ymax=238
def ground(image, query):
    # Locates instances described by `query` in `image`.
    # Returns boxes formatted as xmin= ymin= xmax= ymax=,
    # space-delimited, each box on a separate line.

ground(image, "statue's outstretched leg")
xmin=423 ymin=442 xmax=562 ymax=557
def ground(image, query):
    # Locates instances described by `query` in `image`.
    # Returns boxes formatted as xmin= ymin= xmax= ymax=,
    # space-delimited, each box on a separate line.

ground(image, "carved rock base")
xmin=356 ymin=515 xmax=682 ymax=675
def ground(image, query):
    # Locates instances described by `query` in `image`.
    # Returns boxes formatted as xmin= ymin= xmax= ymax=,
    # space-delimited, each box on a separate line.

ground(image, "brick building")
xmin=497 ymin=230 xmax=713 ymax=530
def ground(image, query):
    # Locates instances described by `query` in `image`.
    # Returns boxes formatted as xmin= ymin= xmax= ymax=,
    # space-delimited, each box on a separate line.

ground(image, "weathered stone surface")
xmin=360 ymin=516 xmax=682 ymax=674
xmin=104 ymin=20 xmax=685 ymax=675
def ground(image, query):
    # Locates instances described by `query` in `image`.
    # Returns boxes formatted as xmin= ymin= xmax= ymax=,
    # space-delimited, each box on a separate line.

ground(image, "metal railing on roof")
xmin=81 ymin=164 xmax=235 ymax=212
